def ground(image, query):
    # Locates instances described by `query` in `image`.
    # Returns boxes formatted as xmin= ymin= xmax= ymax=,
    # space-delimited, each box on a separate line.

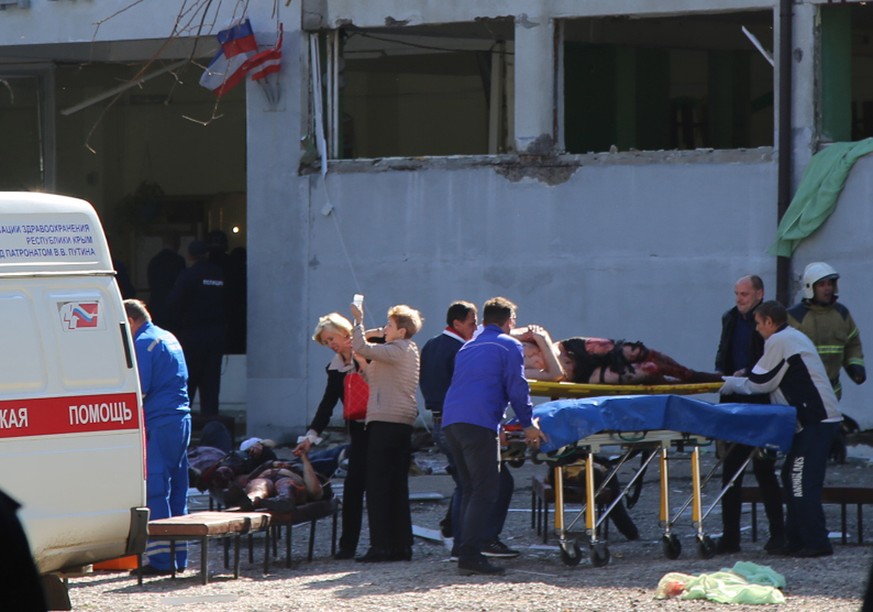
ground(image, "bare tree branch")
xmin=80 ymin=0 xmax=279 ymax=150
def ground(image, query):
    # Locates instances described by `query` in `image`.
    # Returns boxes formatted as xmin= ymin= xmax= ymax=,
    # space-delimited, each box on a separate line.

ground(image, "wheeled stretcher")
xmin=531 ymin=394 xmax=796 ymax=567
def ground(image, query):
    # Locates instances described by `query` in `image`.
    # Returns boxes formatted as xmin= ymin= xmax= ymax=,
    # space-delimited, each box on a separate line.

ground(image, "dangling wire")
xmin=309 ymin=34 xmax=370 ymax=327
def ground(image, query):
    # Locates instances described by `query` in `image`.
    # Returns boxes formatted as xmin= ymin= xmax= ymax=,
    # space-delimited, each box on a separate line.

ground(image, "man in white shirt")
xmin=721 ymin=300 xmax=840 ymax=558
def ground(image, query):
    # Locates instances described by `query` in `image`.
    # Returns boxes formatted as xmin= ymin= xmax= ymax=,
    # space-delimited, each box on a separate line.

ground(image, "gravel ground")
xmin=66 ymin=438 xmax=873 ymax=611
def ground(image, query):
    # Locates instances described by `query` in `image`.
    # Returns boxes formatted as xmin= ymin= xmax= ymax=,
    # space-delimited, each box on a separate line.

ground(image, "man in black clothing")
xmin=166 ymin=240 xmax=226 ymax=417
xmin=714 ymin=275 xmax=785 ymax=554
xmin=0 ymin=488 xmax=46 ymax=611
xmin=147 ymin=232 xmax=186 ymax=329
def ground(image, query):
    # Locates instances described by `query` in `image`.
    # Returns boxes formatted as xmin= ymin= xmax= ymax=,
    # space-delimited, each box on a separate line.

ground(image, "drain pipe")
xmin=776 ymin=0 xmax=793 ymax=306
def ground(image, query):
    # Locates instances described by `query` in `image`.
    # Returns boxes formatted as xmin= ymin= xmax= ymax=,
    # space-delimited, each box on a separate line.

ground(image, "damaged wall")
xmin=292 ymin=153 xmax=779 ymax=435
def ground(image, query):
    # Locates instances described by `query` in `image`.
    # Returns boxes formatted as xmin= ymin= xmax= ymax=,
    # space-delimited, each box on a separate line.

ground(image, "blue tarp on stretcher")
xmin=533 ymin=394 xmax=797 ymax=454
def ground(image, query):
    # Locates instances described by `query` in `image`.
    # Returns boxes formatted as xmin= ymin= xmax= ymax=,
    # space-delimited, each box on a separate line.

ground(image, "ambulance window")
xmin=0 ymin=294 xmax=47 ymax=393
xmin=52 ymin=291 xmax=127 ymax=390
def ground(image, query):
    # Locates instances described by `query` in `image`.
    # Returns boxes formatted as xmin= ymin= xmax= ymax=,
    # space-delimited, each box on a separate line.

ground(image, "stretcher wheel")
xmin=662 ymin=534 xmax=682 ymax=559
xmin=589 ymin=542 xmax=610 ymax=568
xmin=697 ymin=535 xmax=716 ymax=559
xmin=559 ymin=542 xmax=583 ymax=566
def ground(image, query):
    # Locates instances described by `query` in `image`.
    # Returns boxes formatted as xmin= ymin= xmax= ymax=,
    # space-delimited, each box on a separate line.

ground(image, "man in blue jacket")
xmin=125 ymin=299 xmax=192 ymax=576
xmin=443 ymin=296 xmax=546 ymax=576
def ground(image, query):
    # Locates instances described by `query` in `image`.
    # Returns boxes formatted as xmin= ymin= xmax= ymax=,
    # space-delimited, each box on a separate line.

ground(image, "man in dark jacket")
xmin=166 ymin=240 xmax=226 ymax=417
xmin=714 ymin=275 xmax=785 ymax=554
xmin=147 ymin=232 xmax=185 ymax=328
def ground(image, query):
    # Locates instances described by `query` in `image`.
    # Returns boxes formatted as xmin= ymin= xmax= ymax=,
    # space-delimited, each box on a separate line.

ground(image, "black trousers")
xmin=339 ymin=420 xmax=368 ymax=553
xmin=364 ymin=421 xmax=413 ymax=551
xmin=184 ymin=344 xmax=223 ymax=417
xmin=720 ymin=443 xmax=784 ymax=546
xmin=444 ymin=422 xmax=501 ymax=562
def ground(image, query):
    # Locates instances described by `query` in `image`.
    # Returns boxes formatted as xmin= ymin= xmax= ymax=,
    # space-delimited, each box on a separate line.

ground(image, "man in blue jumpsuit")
xmin=442 ymin=297 xmax=547 ymax=576
xmin=124 ymin=299 xmax=192 ymax=575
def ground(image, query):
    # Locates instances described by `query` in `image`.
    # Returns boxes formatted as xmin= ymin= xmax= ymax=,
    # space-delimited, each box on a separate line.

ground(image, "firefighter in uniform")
xmin=788 ymin=262 xmax=866 ymax=462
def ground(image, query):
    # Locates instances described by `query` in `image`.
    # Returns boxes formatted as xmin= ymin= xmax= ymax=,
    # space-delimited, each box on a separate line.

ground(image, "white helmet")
xmin=802 ymin=262 xmax=839 ymax=300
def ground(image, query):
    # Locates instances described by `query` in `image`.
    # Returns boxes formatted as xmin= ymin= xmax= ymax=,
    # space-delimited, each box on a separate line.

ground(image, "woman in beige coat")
xmin=350 ymin=300 xmax=422 ymax=562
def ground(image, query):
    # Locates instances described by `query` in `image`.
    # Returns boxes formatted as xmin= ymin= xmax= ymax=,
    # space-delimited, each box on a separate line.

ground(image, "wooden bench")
xmin=741 ymin=486 xmax=873 ymax=545
xmin=265 ymin=497 xmax=340 ymax=568
xmin=209 ymin=493 xmax=341 ymax=569
xmin=139 ymin=511 xmax=271 ymax=585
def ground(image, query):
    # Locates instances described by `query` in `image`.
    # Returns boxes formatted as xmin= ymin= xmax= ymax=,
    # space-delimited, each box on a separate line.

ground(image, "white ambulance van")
xmin=0 ymin=192 xmax=148 ymax=607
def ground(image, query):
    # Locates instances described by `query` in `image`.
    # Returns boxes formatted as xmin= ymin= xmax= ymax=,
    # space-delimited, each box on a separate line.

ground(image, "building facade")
xmin=1 ymin=0 xmax=871 ymax=436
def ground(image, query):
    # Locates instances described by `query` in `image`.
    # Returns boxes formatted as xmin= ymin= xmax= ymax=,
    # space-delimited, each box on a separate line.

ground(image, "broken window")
xmin=820 ymin=4 xmax=873 ymax=142
xmin=561 ymin=12 xmax=774 ymax=153
xmin=322 ymin=20 xmax=514 ymax=159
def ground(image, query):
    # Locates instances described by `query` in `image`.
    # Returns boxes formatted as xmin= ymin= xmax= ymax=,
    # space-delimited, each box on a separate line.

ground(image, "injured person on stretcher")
xmin=196 ymin=447 xmax=330 ymax=513
xmin=514 ymin=325 xmax=721 ymax=384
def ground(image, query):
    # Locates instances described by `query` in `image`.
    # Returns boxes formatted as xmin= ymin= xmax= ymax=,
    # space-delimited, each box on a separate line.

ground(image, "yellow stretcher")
xmin=528 ymin=380 xmax=723 ymax=399
xmin=537 ymin=429 xmax=720 ymax=568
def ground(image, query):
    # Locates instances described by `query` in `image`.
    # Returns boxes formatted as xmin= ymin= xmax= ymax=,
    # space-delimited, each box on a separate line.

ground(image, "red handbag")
xmin=343 ymin=370 xmax=369 ymax=421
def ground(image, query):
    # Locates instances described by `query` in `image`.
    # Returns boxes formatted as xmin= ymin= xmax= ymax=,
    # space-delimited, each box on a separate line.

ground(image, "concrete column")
xmin=245 ymin=20 xmax=310 ymax=439
xmin=514 ymin=13 xmax=555 ymax=154
xmin=786 ymin=2 xmax=817 ymax=186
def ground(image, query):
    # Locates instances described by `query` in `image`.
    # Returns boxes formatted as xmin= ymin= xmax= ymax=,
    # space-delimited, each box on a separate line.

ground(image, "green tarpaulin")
xmin=769 ymin=138 xmax=873 ymax=257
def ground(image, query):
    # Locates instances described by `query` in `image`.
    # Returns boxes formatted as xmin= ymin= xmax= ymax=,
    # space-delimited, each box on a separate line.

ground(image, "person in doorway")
xmin=714 ymin=275 xmax=785 ymax=554
xmin=207 ymin=230 xmax=246 ymax=355
xmin=165 ymin=240 xmax=226 ymax=417
xmin=124 ymin=299 xmax=191 ymax=576
xmin=442 ymin=297 xmax=547 ymax=576
xmin=788 ymin=262 xmax=865 ymax=463
xmin=293 ymin=312 xmax=369 ymax=560
xmin=721 ymin=300 xmax=841 ymax=557
xmin=147 ymin=231 xmax=186 ymax=329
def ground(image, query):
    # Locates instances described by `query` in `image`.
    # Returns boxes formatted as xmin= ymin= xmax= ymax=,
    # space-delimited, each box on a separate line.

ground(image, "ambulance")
xmin=0 ymin=193 xmax=148 ymax=607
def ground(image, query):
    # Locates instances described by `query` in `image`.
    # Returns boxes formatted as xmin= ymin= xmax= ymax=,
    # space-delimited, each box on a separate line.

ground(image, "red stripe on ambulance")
xmin=0 ymin=393 xmax=140 ymax=438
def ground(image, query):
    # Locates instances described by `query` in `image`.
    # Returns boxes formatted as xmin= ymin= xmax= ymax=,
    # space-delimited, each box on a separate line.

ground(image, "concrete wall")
xmin=275 ymin=152 xmax=779 ymax=439
xmin=0 ymin=1 xmax=248 ymax=45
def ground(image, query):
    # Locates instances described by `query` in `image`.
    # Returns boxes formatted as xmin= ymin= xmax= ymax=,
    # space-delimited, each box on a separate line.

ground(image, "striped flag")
xmin=199 ymin=18 xmax=259 ymax=96
xmin=244 ymin=23 xmax=284 ymax=82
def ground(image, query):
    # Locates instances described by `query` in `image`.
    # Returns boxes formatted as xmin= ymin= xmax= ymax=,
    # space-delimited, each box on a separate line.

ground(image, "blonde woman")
xmin=293 ymin=313 xmax=368 ymax=560
xmin=350 ymin=301 xmax=422 ymax=563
